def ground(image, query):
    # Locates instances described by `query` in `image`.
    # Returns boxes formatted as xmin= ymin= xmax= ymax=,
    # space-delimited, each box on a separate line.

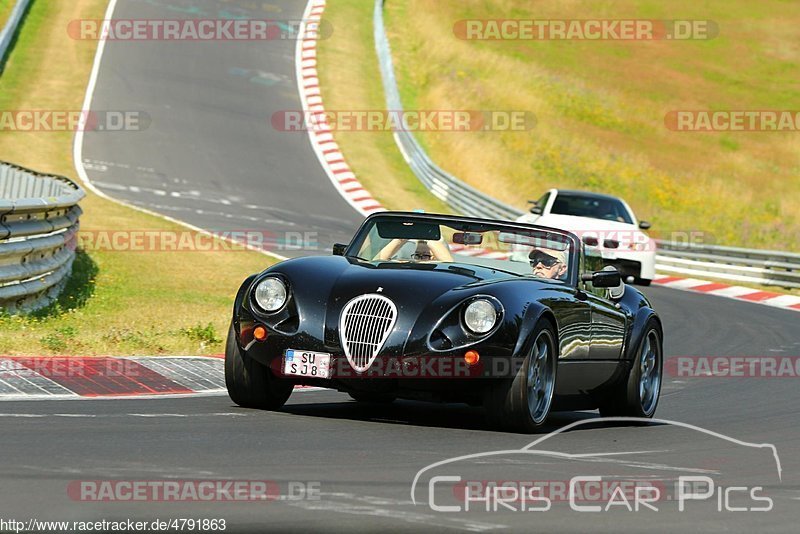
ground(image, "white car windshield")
xmin=550 ymin=193 xmax=634 ymax=224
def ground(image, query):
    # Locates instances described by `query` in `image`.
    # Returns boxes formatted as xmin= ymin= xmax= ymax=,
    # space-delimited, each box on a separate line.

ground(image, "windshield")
xmin=348 ymin=216 xmax=576 ymax=282
xmin=550 ymin=193 xmax=634 ymax=224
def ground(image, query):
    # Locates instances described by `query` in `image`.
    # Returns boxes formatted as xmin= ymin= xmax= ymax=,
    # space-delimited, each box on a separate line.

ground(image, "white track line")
xmin=71 ymin=0 xmax=287 ymax=262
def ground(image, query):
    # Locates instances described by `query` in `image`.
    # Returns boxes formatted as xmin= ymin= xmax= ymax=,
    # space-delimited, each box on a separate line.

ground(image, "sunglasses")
xmin=412 ymin=252 xmax=433 ymax=261
xmin=529 ymin=251 xmax=561 ymax=268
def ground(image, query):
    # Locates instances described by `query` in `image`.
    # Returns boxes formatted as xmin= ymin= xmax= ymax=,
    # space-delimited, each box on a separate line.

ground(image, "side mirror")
xmin=332 ymin=243 xmax=347 ymax=256
xmin=638 ymin=220 xmax=652 ymax=230
xmin=581 ymin=269 xmax=622 ymax=288
xmin=603 ymin=266 xmax=625 ymax=299
xmin=530 ymin=205 xmax=543 ymax=215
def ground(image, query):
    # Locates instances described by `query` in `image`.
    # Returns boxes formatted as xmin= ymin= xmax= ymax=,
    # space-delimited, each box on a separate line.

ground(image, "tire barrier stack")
xmin=0 ymin=162 xmax=84 ymax=313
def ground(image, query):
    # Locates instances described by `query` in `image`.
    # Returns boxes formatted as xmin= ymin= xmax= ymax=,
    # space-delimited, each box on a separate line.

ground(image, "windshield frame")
xmin=345 ymin=212 xmax=582 ymax=287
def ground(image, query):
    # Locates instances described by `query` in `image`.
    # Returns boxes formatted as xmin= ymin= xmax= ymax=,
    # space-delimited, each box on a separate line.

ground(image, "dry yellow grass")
xmin=0 ymin=0 xmax=274 ymax=355
xmin=380 ymin=0 xmax=800 ymax=250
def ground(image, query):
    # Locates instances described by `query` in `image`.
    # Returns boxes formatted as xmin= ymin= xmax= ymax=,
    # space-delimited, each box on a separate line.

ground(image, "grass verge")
xmin=0 ymin=0 xmax=274 ymax=356
xmin=384 ymin=0 xmax=799 ymax=251
xmin=320 ymin=0 xmax=799 ymax=251
xmin=0 ymin=0 xmax=14 ymax=31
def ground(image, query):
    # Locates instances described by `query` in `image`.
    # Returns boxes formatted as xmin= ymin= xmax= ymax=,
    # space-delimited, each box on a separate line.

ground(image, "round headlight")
xmin=463 ymin=299 xmax=498 ymax=335
xmin=254 ymin=277 xmax=288 ymax=312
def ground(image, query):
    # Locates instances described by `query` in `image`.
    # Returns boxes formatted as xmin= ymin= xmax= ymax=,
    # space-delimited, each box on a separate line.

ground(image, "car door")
xmin=582 ymin=253 xmax=627 ymax=360
xmin=585 ymin=293 xmax=627 ymax=359
xmin=551 ymin=287 xmax=592 ymax=360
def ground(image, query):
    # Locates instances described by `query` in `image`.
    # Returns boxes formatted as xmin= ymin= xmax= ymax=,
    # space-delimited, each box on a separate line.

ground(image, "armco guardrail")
xmin=655 ymin=241 xmax=800 ymax=289
xmin=0 ymin=162 xmax=84 ymax=313
xmin=373 ymin=0 xmax=523 ymax=222
xmin=373 ymin=0 xmax=800 ymax=289
xmin=0 ymin=0 xmax=32 ymax=66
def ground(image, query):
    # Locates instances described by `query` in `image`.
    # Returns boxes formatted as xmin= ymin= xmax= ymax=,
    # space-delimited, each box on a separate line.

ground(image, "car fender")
xmin=512 ymin=301 xmax=559 ymax=362
xmin=232 ymin=273 xmax=258 ymax=341
xmin=625 ymin=307 xmax=662 ymax=361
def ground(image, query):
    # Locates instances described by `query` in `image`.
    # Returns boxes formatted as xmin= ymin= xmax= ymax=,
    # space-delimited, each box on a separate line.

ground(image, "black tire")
xmin=634 ymin=277 xmax=652 ymax=287
xmin=485 ymin=321 xmax=558 ymax=433
xmin=225 ymin=322 xmax=293 ymax=410
xmin=348 ymin=391 xmax=396 ymax=404
xmin=599 ymin=319 xmax=663 ymax=419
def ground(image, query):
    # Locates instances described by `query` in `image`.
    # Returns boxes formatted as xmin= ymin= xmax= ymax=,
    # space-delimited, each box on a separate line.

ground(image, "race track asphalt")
xmin=2 ymin=0 xmax=797 ymax=532
xmin=1 ymin=285 xmax=798 ymax=532
xmin=79 ymin=0 xmax=363 ymax=257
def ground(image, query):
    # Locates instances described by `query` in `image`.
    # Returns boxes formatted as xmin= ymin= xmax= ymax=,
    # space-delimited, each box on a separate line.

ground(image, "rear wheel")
xmin=599 ymin=320 xmax=662 ymax=418
xmin=348 ymin=391 xmax=396 ymax=404
xmin=485 ymin=322 xmax=557 ymax=433
xmin=225 ymin=322 xmax=293 ymax=410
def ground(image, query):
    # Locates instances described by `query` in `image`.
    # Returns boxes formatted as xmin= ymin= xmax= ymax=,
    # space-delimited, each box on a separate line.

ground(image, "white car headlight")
xmin=463 ymin=299 xmax=498 ymax=335
xmin=254 ymin=277 xmax=288 ymax=312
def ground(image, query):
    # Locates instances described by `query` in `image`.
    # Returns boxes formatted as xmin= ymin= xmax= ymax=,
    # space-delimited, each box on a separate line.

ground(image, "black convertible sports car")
xmin=225 ymin=212 xmax=663 ymax=432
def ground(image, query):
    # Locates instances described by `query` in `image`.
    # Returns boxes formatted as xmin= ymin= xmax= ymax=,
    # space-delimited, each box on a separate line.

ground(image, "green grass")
xmin=0 ymin=0 xmax=14 ymax=31
xmin=0 ymin=0 xmax=275 ymax=355
xmin=320 ymin=0 xmax=799 ymax=251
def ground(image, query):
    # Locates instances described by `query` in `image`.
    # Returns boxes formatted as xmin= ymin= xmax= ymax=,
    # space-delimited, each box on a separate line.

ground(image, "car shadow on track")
xmin=277 ymin=399 xmax=665 ymax=434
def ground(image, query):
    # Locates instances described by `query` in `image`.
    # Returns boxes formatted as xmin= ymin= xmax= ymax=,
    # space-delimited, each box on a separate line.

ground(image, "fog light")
xmin=253 ymin=325 xmax=268 ymax=341
xmin=464 ymin=350 xmax=480 ymax=366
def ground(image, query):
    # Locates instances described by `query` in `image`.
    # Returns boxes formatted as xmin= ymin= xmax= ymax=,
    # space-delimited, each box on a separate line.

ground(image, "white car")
xmin=517 ymin=189 xmax=656 ymax=285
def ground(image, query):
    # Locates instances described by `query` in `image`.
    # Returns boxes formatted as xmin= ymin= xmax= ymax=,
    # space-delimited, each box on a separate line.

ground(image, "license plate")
xmin=283 ymin=349 xmax=331 ymax=379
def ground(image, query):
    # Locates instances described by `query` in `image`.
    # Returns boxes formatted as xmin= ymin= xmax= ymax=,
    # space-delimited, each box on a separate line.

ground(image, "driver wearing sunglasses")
xmin=529 ymin=248 xmax=568 ymax=280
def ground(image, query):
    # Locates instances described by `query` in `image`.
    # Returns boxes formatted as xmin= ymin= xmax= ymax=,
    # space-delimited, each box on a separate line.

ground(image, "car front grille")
xmin=339 ymin=294 xmax=398 ymax=373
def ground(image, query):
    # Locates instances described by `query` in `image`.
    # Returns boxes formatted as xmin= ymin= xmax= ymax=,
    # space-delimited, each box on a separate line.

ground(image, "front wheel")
xmin=599 ymin=320 xmax=663 ymax=418
xmin=485 ymin=322 xmax=557 ymax=433
xmin=225 ymin=322 xmax=293 ymax=410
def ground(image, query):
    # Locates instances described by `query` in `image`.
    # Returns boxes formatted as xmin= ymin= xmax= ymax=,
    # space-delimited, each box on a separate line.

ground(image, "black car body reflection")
xmin=226 ymin=212 xmax=664 ymax=432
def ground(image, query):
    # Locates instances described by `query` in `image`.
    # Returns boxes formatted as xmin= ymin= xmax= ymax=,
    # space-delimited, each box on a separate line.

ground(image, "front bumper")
xmin=238 ymin=321 xmax=517 ymax=383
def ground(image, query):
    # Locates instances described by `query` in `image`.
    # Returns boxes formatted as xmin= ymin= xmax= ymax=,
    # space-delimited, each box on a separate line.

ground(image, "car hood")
xmin=267 ymin=256 xmax=533 ymax=355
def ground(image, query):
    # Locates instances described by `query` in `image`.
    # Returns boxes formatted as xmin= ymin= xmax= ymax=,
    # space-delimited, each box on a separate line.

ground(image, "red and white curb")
xmin=0 ymin=356 xmax=225 ymax=400
xmin=296 ymin=0 xmax=385 ymax=217
xmin=0 ymin=356 xmax=322 ymax=400
xmin=653 ymin=274 xmax=800 ymax=312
